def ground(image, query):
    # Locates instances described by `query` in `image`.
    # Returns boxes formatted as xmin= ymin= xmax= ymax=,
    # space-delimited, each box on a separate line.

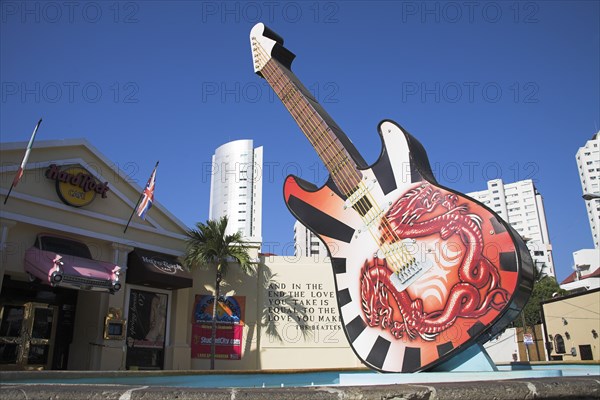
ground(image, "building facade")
xmin=467 ymin=179 xmax=555 ymax=278
xmin=1 ymin=139 xmax=193 ymax=371
xmin=542 ymin=288 xmax=600 ymax=361
xmin=208 ymin=140 xmax=263 ymax=244
xmin=576 ymin=132 xmax=600 ymax=249
xmin=0 ymin=139 xmax=359 ymax=372
xmin=293 ymin=220 xmax=328 ymax=260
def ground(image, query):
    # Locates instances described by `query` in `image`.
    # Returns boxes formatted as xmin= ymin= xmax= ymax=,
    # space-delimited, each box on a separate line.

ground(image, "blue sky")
xmin=1 ymin=1 xmax=598 ymax=282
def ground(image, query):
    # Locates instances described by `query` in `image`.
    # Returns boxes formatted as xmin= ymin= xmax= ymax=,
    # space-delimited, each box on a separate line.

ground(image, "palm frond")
xmin=184 ymin=216 xmax=254 ymax=276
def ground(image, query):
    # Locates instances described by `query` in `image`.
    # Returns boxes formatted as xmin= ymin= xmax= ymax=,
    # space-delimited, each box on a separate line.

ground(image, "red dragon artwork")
xmin=361 ymin=183 xmax=510 ymax=341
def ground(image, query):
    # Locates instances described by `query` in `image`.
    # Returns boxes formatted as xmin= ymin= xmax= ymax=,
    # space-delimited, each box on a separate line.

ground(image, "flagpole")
xmin=4 ymin=118 xmax=42 ymax=205
xmin=123 ymin=191 xmax=145 ymax=234
xmin=124 ymin=161 xmax=159 ymax=234
xmin=3 ymin=179 xmax=17 ymax=206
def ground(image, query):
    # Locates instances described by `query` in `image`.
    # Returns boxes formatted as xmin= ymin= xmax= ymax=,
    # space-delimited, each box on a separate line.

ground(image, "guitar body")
xmin=284 ymin=120 xmax=533 ymax=372
xmin=250 ymin=23 xmax=534 ymax=372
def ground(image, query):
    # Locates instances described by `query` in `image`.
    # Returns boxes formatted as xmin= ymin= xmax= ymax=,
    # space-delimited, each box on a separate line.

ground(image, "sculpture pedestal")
xmin=430 ymin=343 xmax=498 ymax=372
xmin=338 ymin=342 xmax=564 ymax=386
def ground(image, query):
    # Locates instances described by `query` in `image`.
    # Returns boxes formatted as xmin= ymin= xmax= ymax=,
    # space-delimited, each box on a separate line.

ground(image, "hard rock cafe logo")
xmin=45 ymin=164 xmax=110 ymax=207
xmin=141 ymin=255 xmax=184 ymax=275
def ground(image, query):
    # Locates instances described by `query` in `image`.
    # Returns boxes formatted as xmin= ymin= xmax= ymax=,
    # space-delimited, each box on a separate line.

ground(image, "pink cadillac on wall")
xmin=24 ymin=234 xmax=122 ymax=293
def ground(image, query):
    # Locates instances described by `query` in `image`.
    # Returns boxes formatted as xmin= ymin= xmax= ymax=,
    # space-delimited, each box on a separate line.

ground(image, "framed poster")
xmin=125 ymin=288 xmax=169 ymax=370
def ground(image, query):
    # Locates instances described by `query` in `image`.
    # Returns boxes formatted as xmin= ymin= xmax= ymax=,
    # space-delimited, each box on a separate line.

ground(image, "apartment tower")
xmin=576 ymin=132 xmax=600 ymax=248
xmin=467 ymin=179 xmax=555 ymax=278
xmin=293 ymin=220 xmax=328 ymax=259
xmin=209 ymin=139 xmax=263 ymax=244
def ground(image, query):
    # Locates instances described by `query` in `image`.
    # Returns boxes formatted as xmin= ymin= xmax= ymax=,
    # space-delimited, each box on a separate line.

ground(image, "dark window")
xmin=579 ymin=345 xmax=593 ymax=360
xmin=554 ymin=334 xmax=566 ymax=354
xmin=38 ymin=236 xmax=92 ymax=259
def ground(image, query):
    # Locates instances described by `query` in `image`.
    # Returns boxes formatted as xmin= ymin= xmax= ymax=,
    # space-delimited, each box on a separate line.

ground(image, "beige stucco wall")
xmin=188 ymin=252 xmax=360 ymax=371
xmin=257 ymin=255 xmax=361 ymax=370
xmin=543 ymin=290 xmax=600 ymax=361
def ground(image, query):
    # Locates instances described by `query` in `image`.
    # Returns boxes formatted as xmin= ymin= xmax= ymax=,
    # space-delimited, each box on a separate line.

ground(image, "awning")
xmin=126 ymin=249 xmax=192 ymax=290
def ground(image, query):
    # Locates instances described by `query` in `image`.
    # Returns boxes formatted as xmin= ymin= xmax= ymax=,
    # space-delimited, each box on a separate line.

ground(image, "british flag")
xmin=137 ymin=163 xmax=158 ymax=220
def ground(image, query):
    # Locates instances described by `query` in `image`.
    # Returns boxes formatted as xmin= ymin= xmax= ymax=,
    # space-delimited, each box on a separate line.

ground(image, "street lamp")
xmin=582 ymin=193 xmax=600 ymax=200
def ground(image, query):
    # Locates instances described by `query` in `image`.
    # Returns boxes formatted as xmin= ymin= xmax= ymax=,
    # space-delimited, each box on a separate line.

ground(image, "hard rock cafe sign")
xmin=45 ymin=164 xmax=110 ymax=207
xmin=141 ymin=255 xmax=184 ymax=275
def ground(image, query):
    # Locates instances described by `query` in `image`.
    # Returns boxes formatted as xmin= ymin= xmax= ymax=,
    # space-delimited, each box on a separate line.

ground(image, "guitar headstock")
xmin=250 ymin=23 xmax=296 ymax=77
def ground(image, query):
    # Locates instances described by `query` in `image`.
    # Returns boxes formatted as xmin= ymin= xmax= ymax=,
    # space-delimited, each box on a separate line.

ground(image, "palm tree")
xmin=184 ymin=216 xmax=253 ymax=370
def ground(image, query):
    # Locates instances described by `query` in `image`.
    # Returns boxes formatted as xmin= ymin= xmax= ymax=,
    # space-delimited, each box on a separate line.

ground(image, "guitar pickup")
xmin=344 ymin=182 xmax=375 ymax=217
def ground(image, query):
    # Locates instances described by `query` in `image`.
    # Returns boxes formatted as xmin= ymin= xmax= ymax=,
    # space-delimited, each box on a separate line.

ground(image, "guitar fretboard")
xmin=260 ymin=57 xmax=364 ymax=196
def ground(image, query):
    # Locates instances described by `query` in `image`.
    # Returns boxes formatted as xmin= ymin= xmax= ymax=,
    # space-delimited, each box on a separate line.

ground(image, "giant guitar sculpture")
xmin=250 ymin=23 xmax=534 ymax=372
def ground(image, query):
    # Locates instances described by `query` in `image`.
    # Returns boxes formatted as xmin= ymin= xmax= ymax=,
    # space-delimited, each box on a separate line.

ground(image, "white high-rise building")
xmin=209 ymin=139 xmax=263 ymax=244
xmin=293 ymin=220 xmax=328 ymax=259
xmin=467 ymin=179 xmax=555 ymax=278
xmin=576 ymin=132 xmax=600 ymax=248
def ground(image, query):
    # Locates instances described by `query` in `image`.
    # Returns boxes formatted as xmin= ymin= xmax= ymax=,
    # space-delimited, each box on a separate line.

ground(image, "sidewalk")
xmin=1 ymin=376 xmax=599 ymax=399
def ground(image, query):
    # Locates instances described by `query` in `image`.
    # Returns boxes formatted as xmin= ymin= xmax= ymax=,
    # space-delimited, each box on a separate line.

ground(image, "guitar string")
xmin=253 ymin=39 xmax=416 ymax=273
xmin=253 ymin=49 xmax=399 ymax=263
xmin=253 ymin=41 xmax=415 ymax=272
xmin=256 ymin=54 xmax=398 ymax=263
xmin=259 ymin=53 xmax=415 ymax=272
xmin=276 ymin=62 xmax=417 ymax=271
xmin=273 ymin=73 xmax=418 ymax=274
xmin=262 ymin=59 xmax=419 ymax=271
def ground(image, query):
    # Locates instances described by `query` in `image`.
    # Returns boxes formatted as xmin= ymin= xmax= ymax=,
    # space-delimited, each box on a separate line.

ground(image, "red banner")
xmin=191 ymin=323 xmax=243 ymax=360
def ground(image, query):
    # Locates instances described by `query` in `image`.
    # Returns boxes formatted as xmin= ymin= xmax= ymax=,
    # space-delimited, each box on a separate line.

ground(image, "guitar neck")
xmin=261 ymin=58 xmax=365 ymax=194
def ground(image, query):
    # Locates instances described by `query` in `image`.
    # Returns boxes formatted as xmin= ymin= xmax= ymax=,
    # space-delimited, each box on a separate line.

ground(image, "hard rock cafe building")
xmin=1 ymin=138 xmax=362 ymax=373
xmin=0 ymin=139 xmax=194 ymax=371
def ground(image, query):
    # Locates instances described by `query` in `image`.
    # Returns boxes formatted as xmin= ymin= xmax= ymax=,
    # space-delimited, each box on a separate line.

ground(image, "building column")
xmin=0 ymin=219 xmax=18 ymax=293
xmin=165 ymin=286 xmax=192 ymax=370
xmin=97 ymin=242 xmax=134 ymax=370
xmin=109 ymin=242 xmax=134 ymax=312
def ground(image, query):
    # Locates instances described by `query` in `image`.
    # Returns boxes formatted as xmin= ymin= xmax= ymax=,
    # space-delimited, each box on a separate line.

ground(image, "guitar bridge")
xmin=384 ymin=239 xmax=435 ymax=293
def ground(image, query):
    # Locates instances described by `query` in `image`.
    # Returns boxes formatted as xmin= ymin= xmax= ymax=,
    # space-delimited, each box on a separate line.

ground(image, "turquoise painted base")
xmin=431 ymin=343 xmax=498 ymax=372
xmin=339 ymin=344 xmax=565 ymax=386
